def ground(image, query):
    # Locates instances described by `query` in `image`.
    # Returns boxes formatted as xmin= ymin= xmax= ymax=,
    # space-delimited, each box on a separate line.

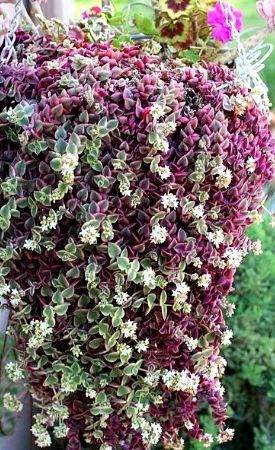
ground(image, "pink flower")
xmin=257 ymin=0 xmax=275 ymax=29
xmin=90 ymin=6 xmax=102 ymax=16
xmin=207 ymin=2 xmax=243 ymax=44
xmin=82 ymin=10 xmax=90 ymax=19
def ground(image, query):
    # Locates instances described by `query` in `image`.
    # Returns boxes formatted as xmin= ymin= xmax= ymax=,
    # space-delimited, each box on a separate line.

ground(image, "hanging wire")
xmin=0 ymin=0 xmax=23 ymax=65
xmin=218 ymin=0 xmax=272 ymax=111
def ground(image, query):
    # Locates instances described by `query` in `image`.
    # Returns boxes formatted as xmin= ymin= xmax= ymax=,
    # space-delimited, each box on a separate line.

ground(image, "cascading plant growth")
xmin=0 ymin=2 xmax=274 ymax=450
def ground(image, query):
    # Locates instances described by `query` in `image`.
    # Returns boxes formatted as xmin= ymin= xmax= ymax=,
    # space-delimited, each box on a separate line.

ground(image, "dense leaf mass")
xmin=0 ymin=31 xmax=274 ymax=450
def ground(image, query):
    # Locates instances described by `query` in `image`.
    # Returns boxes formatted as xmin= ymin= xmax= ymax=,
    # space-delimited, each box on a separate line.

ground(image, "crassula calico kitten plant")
xmin=0 ymin=1 xmax=274 ymax=450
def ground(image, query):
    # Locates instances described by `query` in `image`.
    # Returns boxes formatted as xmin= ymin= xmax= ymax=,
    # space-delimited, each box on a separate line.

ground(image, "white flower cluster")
xmin=9 ymin=288 xmax=25 ymax=308
xmin=156 ymin=165 xmax=171 ymax=180
xmin=114 ymin=288 xmax=130 ymax=306
xmin=192 ymin=204 xmax=205 ymax=219
xmin=3 ymin=393 xmax=23 ymax=412
xmin=132 ymin=417 xmax=162 ymax=447
xmin=156 ymin=121 xmax=176 ymax=136
xmin=217 ymin=427 xmax=235 ymax=444
xmin=215 ymin=166 xmax=232 ymax=189
xmin=142 ymin=267 xmax=157 ymax=289
xmin=150 ymin=103 xmax=166 ymax=120
xmin=119 ymin=178 xmax=132 ymax=197
xmin=0 ymin=282 xmax=10 ymax=296
xmin=53 ymin=423 xmax=69 ymax=439
xmin=161 ymin=193 xmax=179 ymax=211
xmin=184 ymin=336 xmax=198 ymax=351
xmin=221 ymin=329 xmax=233 ymax=346
xmin=24 ymin=239 xmax=38 ymax=251
xmin=80 ymin=221 xmax=100 ymax=245
xmin=61 ymin=152 xmax=79 ymax=183
xmin=201 ymin=433 xmax=214 ymax=448
xmin=204 ymin=356 xmax=227 ymax=379
xmin=40 ymin=210 xmax=58 ymax=232
xmin=207 ymin=229 xmax=225 ymax=248
xmin=136 ymin=338 xmax=149 ymax=353
xmin=117 ymin=342 xmax=132 ymax=357
xmin=251 ymin=239 xmax=262 ymax=255
xmin=246 ymin=156 xmax=256 ymax=173
xmin=0 ymin=284 xmax=24 ymax=308
xmin=162 ymin=369 xmax=200 ymax=395
xmin=26 ymin=320 xmax=53 ymax=349
xmin=5 ymin=361 xmax=25 ymax=382
xmin=31 ymin=417 xmax=52 ymax=448
xmin=197 ymin=273 xmax=212 ymax=288
xmin=172 ymin=282 xmax=190 ymax=306
xmin=221 ymin=297 xmax=236 ymax=317
xmin=223 ymin=248 xmax=244 ymax=268
xmin=86 ymin=387 xmax=97 ymax=399
xmin=150 ymin=223 xmax=168 ymax=244
xmin=144 ymin=370 xmax=161 ymax=387
xmin=120 ymin=320 xmax=137 ymax=339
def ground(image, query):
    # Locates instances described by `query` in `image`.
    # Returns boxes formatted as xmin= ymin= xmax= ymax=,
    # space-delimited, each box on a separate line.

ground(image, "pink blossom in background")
xmin=81 ymin=10 xmax=90 ymax=19
xmin=207 ymin=2 xmax=243 ymax=44
xmin=257 ymin=0 xmax=275 ymax=29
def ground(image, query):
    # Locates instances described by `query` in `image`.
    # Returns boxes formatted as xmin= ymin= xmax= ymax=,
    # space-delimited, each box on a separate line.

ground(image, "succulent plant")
xmin=0 ymin=28 xmax=274 ymax=450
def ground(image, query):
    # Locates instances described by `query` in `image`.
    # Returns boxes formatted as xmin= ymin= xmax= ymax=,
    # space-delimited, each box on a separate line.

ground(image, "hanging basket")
xmin=0 ymin=1 xmax=274 ymax=450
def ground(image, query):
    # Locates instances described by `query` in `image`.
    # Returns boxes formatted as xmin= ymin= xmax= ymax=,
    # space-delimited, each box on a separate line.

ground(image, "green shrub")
xmin=222 ymin=219 xmax=275 ymax=450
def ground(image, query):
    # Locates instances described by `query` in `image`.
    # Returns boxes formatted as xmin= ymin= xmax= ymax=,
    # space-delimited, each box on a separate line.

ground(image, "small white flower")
xmin=221 ymin=329 xmax=233 ymax=346
xmin=117 ymin=343 xmax=132 ymax=357
xmin=36 ymin=432 xmax=52 ymax=448
xmin=0 ymin=283 xmax=10 ymax=296
xmin=192 ymin=204 xmax=204 ymax=219
xmin=172 ymin=282 xmax=190 ymax=304
xmin=150 ymin=224 xmax=168 ymax=244
xmin=161 ymin=193 xmax=179 ymax=211
xmin=5 ymin=362 xmax=25 ymax=382
xmin=10 ymin=288 xmax=24 ymax=308
xmin=184 ymin=336 xmax=198 ymax=351
xmin=202 ymin=433 xmax=214 ymax=448
xmin=245 ymin=156 xmax=256 ymax=173
xmin=24 ymin=239 xmax=38 ymax=251
xmin=72 ymin=345 xmax=83 ymax=358
xmin=217 ymin=428 xmax=235 ymax=444
xmin=185 ymin=420 xmax=194 ymax=430
xmin=86 ymin=387 xmax=97 ymax=399
xmin=114 ymin=291 xmax=130 ymax=306
xmin=197 ymin=274 xmax=212 ymax=288
xmin=135 ymin=338 xmax=149 ymax=353
xmin=252 ymin=240 xmax=262 ymax=256
xmin=144 ymin=370 xmax=161 ymax=387
xmin=54 ymin=423 xmax=69 ymax=439
xmin=150 ymin=103 xmax=165 ymax=120
xmin=80 ymin=222 xmax=100 ymax=246
xmin=192 ymin=257 xmax=202 ymax=268
xmin=157 ymin=165 xmax=172 ymax=180
xmin=223 ymin=248 xmax=243 ymax=268
xmin=3 ymin=393 xmax=23 ymax=412
xmin=40 ymin=210 xmax=58 ymax=232
xmin=207 ymin=229 xmax=225 ymax=248
xmin=156 ymin=121 xmax=176 ymax=136
xmin=142 ymin=268 xmax=157 ymax=289
xmin=215 ymin=166 xmax=232 ymax=189
xmin=120 ymin=320 xmax=137 ymax=339
xmin=154 ymin=136 xmax=169 ymax=153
